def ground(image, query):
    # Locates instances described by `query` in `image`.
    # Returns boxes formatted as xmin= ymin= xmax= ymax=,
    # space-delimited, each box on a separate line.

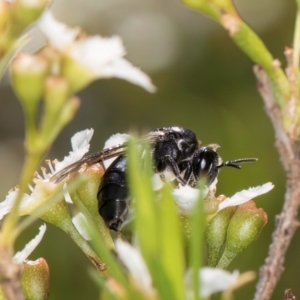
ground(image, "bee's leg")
xmin=183 ymin=162 xmax=193 ymax=183
xmin=164 ymin=155 xmax=187 ymax=185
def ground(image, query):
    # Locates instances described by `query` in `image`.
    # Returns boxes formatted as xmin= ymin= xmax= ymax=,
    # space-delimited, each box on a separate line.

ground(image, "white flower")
xmin=13 ymin=224 xmax=47 ymax=264
xmin=54 ymin=128 xmax=94 ymax=172
xmin=115 ymin=239 xmax=154 ymax=295
xmin=38 ymin=11 xmax=156 ymax=93
xmin=0 ymin=129 xmax=94 ymax=219
xmin=218 ymin=182 xmax=274 ymax=211
xmin=198 ymin=267 xmax=239 ymax=297
xmin=38 ymin=10 xmax=80 ymax=50
xmin=172 ymin=184 xmax=202 ymax=215
xmin=172 ymin=182 xmax=274 ymax=215
xmin=102 ymin=133 xmax=130 ymax=169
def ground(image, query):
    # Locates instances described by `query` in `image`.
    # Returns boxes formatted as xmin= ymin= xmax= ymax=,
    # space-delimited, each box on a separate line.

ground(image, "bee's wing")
xmin=50 ymin=132 xmax=163 ymax=184
xmin=51 ymin=143 xmax=128 ymax=183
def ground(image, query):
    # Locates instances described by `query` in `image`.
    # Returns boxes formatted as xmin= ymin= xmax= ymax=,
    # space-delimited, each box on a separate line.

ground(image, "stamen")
xmin=41 ymin=167 xmax=48 ymax=179
xmin=45 ymin=159 xmax=55 ymax=173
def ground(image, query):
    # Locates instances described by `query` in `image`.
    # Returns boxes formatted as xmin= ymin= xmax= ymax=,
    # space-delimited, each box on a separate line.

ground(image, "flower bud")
xmin=205 ymin=206 xmax=236 ymax=267
xmin=70 ymin=164 xmax=114 ymax=249
xmin=21 ymin=258 xmax=50 ymax=300
xmin=11 ymin=0 xmax=49 ymax=29
xmin=75 ymin=164 xmax=104 ymax=215
xmin=0 ymin=1 xmax=10 ymax=33
xmin=216 ymin=200 xmax=267 ymax=269
xmin=57 ymin=96 xmax=81 ymax=128
xmin=41 ymin=96 xmax=80 ymax=144
xmin=41 ymin=76 xmax=70 ymax=136
xmin=10 ymin=52 xmax=48 ymax=106
xmin=44 ymin=76 xmax=70 ymax=112
xmin=41 ymin=198 xmax=71 ymax=228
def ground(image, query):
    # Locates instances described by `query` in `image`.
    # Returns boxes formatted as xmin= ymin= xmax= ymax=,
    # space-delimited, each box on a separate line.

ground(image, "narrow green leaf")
xmin=159 ymin=184 xmax=185 ymax=299
xmin=224 ymin=19 xmax=290 ymax=107
xmin=127 ymin=138 xmax=159 ymax=264
xmin=188 ymin=182 xmax=206 ymax=300
xmin=181 ymin=0 xmax=221 ymax=22
xmin=151 ymin=259 xmax=177 ymax=300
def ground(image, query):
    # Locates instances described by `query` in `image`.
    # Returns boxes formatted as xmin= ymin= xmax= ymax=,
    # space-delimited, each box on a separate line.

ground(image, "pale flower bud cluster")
xmin=0 ymin=0 xmax=49 ymax=58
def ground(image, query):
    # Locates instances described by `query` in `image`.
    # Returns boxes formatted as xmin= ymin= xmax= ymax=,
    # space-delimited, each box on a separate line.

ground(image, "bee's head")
xmin=192 ymin=147 xmax=221 ymax=186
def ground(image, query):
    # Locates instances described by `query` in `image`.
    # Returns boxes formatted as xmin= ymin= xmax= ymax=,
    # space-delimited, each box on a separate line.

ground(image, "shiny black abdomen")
xmin=97 ymin=155 xmax=128 ymax=231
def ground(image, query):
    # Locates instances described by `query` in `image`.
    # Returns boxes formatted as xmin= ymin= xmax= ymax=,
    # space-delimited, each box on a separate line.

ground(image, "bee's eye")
xmin=193 ymin=148 xmax=219 ymax=185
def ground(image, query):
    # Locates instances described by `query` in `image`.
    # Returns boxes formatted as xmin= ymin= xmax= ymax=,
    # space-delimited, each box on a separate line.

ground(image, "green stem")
xmin=215 ymin=248 xmax=235 ymax=270
xmin=0 ymin=152 xmax=42 ymax=248
xmin=293 ymin=9 xmax=300 ymax=81
xmin=23 ymin=104 xmax=38 ymax=145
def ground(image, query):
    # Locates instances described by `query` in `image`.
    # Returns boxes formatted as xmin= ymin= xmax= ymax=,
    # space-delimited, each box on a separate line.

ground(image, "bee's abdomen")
xmin=97 ymin=155 xmax=128 ymax=231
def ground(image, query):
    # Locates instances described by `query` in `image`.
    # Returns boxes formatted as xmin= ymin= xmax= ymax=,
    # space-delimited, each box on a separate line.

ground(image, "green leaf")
xmin=151 ymin=259 xmax=177 ymax=300
xmin=188 ymin=182 xmax=206 ymax=300
xmin=127 ymin=138 xmax=159 ymax=265
xmin=158 ymin=184 xmax=185 ymax=299
xmin=181 ymin=0 xmax=221 ymax=22
xmin=222 ymin=18 xmax=289 ymax=107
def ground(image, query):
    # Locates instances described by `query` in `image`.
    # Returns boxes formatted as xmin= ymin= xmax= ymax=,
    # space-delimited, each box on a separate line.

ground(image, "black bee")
xmin=51 ymin=127 xmax=256 ymax=231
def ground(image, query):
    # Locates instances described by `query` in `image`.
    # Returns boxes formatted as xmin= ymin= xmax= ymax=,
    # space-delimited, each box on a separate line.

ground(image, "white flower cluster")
xmin=38 ymin=11 xmax=156 ymax=93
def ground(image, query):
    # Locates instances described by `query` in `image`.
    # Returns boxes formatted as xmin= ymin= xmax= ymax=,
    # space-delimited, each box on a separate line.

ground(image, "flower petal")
xmin=71 ymin=128 xmax=94 ymax=151
xmin=68 ymin=36 xmax=156 ymax=92
xmin=115 ymin=239 xmax=153 ymax=294
xmin=38 ymin=10 xmax=80 ymax=50
xmin=39 ymin=11 xmax=156 ymax=92
xmin=69 ymin=35 xmax=126 ymax=68
xmin=55 ymin=128 xmax=94 ymax=171
xmin=0 ymin=190 xmax=18 ymax=220
xmin=102 ymin=133 xmax=130 ymax=169
xmin=218 ymin=182 xmax=274 ymax=211
xmin=172 ymin=185 xmax=208 ymax=215
xmin=199 ymin=267 xmax=239 ymax=297
xmin=100 ymin=58 xmax=156 ymax=93
xmin=13 ymin=224 xmax=47 ymax=264
xmin=0 ymin=190 xmax=34 ymax=220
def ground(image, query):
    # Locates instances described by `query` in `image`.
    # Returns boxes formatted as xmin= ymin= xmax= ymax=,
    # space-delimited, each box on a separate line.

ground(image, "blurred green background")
xmin=0 ymin=0 xmax=297 ymax=299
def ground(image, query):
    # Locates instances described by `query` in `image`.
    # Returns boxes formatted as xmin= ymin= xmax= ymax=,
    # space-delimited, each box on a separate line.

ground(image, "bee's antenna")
xmin=218 ymin=158 xmax=258 ymax=169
